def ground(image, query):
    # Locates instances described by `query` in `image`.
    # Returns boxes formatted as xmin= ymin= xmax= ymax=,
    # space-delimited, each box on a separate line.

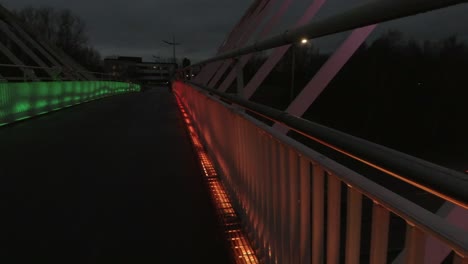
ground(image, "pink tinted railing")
xmin=173 ymin=81 xmax=468 ymax=264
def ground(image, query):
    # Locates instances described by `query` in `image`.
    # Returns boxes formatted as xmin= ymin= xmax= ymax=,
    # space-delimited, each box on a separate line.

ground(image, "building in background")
xmin=104 ymin=56 xmax=177 ymax=85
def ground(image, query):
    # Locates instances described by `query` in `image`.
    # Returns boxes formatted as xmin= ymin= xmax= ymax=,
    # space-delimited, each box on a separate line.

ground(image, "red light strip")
xmin=175 ymin=96 xmax=259 ymax=264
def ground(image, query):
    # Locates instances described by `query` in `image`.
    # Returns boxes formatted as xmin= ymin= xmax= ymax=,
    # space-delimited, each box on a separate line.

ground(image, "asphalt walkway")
xmin=0 ymin=87 xmax=231 ymax=263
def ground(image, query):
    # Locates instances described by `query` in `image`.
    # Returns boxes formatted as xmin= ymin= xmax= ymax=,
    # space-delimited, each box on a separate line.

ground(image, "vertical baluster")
xmin=244 ymin=121 xmax=250 ymax=236
xmin=271 ymin=140 xmax=279 ymax=263
xmin=260 ymin=134 xmax=266 ymax=262
xmin=404 ymin=223 xmax=425 ymax=264
xmin=312 ymin=164 xmax=325 ymax=264
xmin=228 ymin=111 xmax=234 ymax=184
xmin=273 ymin=141 xmax=281 ymax=263
xmin=300 ymin=158 xmax=311 ymax=264
xmin=232 ymin=115 xmax=238 ymax=204
xmin=266 ymin=136 xmax=274 ymax=264
xmin=251 ymin=128 xmax=263 ymax=234
xmin=236 ymin=116 xmax=242 ymax=204
xmin=238 ymin=118 xmax=243 ymax=211
xmin=253 ymin=128 xmax=260 ymax=249
xmin=246 ymin=123 xmax=250 ymax=193
xmin=246 ymin=123 xmax=252 ymax=221
xmin=228 ymin=112 xmax=233 ymax=182
xmin=345 ymin=187 xmax=362 ymax=264
xmin=276 ymin=142 xmax=283 ymax=264
xmin=327 ymin=174 xmax=341 ymax=264
xmin=262 ymin=136 xmax=271 ymax=264
xmin=274 ymin=141 xmax=281 ymax=264
xmin=252 ymin=125 xmax=259 ymax=243
xmin=279 ymin=143 xmax=288 ymax=263
xmin=241 ymin=117 xmax=247 ymax=214
xmin=369 ymin=203 xmax=389 ymax=264
xmin=245 ymin=122 xmax=252 ymax=228
xmin=259 ymin=133 xmax=267 ymax=260
xmin=289 ymin=150 xmax=299 ymax=264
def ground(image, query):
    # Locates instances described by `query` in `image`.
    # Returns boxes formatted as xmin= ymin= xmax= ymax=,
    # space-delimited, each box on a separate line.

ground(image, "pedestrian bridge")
xmin=1 ymin=0 xmax=468 ymax=263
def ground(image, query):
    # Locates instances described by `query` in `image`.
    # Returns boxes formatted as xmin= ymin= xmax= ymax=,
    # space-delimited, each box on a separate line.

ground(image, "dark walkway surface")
xmin=0 ymin=88 xmax=231 ymax=263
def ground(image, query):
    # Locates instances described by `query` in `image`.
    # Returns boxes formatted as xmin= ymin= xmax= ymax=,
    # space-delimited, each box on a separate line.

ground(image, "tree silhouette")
xmin=182 ymin=58 xmax=191 ymax=68
xmin=15 ymin=7 xmax=103 ymax=71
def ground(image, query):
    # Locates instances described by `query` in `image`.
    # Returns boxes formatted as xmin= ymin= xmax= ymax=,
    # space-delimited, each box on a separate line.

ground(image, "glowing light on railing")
xmin=175 ymin=95 xmax=259 ymax=264
xmin=0 ymin=81 xmax=140 ymax=126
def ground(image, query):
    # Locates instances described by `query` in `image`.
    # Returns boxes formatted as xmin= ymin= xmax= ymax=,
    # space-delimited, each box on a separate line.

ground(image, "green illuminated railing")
xmin=0 ymin=81 xmax=140 ymax=126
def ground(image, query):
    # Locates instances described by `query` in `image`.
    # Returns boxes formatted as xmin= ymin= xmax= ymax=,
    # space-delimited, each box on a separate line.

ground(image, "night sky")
xmin=2 ymin=0 xmax=467 ymax=62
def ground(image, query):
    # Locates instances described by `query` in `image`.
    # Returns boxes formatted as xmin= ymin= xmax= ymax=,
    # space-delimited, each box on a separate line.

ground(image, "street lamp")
xmin=291 ymin=38 xmax=309 ymax=101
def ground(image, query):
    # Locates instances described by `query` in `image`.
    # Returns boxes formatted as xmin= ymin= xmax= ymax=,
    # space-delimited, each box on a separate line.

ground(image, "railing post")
xmin=404 ymin=223 xmax=426 ymax=264
xmin=299 ymin=158 xmax=311 ymax=264
xmin=327 ymin=174 xmax=342 ymax=264
xmin=273 ymin=141 xmax=282 ymax=264
xmin=312 ymin=164 xmax=324 ymax=264
xmin=266 ymin=137 xmax=275 ymax=264
xmin=289 ymin=149 xmax=300 ymax=264
xmin=259 ymin=133 xmax=268 ymax=261
xmin=279 ymin=143 xmax=290 ymax=263
xmin=345 ymin=187 xmax=363 ymax=264
xmin=369 ymin=203 xmax=390 ymax=264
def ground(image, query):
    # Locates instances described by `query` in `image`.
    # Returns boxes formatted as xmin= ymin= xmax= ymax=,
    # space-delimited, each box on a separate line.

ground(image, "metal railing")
xmin=174 ymin=0 xmax=468 ymax=262
xmin=174 ymin=80 xmax=468 ymax=264
xmin=187 ymin=82 xmax=468 ymax=210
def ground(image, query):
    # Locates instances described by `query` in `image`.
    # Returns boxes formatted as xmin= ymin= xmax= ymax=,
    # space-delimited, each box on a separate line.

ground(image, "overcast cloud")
xmin=2 ymin=0 xmax=467 ymax=63
xmin=1 ymin=0 xmax=252 ymax=62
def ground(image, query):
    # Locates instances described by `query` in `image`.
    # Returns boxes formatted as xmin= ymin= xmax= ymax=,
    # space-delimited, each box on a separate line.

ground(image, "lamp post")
xmin=162 ymin=35 xmax=181 ymax=66
xmin=291 ymin=38 xmax=309 ymax=101
xmin=163 ymin=35 xmax=181 ymax=81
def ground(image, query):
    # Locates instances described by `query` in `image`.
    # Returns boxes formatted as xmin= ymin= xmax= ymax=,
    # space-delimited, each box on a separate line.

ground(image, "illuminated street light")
xmin=291 ymin=39 xmax=309 ymax=101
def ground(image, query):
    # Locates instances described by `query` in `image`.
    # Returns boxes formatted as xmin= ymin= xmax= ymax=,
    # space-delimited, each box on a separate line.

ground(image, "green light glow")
xmin=0 ymin=81 xmax=140 ymax=125
xmin=14 ymin=102 xmax=31 ymax=113
xmin=36 ymin=100 xmax=48 ymax=108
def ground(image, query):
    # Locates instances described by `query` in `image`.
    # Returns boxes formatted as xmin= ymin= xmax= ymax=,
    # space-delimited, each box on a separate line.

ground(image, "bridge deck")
xmin=0 ymin=88 xmax=231 ymax=263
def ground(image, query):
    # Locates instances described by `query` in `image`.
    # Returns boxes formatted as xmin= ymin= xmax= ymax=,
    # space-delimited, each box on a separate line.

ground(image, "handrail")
xmin=189 ymin=0 xmax=467 ymax=67
xmin=187 ymin=81 xmax=468 ymax=209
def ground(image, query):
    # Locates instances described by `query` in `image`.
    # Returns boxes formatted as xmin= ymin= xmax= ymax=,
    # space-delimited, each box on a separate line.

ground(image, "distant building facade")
xmin=104 ymin=56 xmax=177 ymax=85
